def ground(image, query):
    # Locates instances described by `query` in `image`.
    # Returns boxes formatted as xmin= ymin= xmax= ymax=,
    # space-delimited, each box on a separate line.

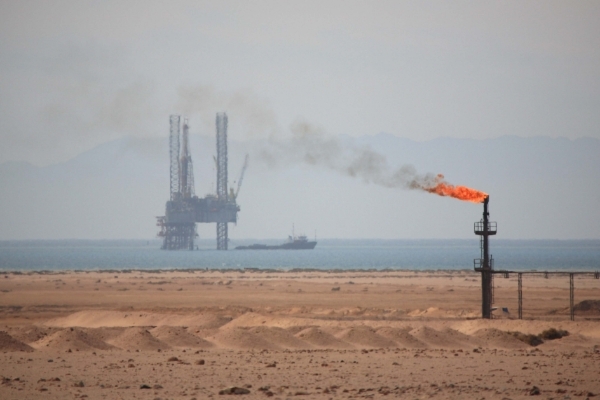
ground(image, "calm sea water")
xmin=0 ymin=239 xmax=598 ymax=271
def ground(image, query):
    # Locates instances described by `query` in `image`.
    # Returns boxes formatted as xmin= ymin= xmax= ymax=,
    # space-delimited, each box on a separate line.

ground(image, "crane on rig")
xmin=232 ymin=154 xmax=249 ymax=200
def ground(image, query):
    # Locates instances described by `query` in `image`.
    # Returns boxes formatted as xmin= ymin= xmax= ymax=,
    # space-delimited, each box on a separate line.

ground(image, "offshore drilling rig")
xmin=157 ymin=113 xmax=240 ymax=250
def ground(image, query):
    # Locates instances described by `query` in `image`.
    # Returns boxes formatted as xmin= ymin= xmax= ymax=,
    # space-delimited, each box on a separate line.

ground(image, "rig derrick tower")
xmin=216 ymin=112 xmax=229 ymax=250
xmin=157 ymin=113 xmax=240 ymax=251
xmin=158 ymin=116 xmax=197 ymax=250
xmin=180 ymin=118 xmax=195 ymax=199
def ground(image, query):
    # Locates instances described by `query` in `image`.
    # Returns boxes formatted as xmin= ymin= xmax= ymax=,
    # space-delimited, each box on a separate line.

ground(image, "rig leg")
xmin=217 ymin=222 xmax=228 ymax=250
xmin=163 ymin=223 xmax=195 ymax=250
xmin=215 ymin=112 xmax=229 ymax=251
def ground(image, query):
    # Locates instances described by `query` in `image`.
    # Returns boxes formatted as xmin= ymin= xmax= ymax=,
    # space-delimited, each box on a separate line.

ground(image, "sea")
xmin=0 ymin=239 xmax=599 ymax=272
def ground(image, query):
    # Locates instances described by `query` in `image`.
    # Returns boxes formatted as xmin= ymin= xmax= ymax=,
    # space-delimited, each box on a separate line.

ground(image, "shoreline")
xmin=2 ymin=266 xmax=600 ymax=274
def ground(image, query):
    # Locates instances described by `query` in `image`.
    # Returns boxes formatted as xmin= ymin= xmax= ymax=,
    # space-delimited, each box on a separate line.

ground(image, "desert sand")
xmin=0 ymin=269 xmax=599 ymax=399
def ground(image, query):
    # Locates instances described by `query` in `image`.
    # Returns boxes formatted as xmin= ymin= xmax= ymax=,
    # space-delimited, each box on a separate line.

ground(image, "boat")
xmin=278 ymin=234 xmax=317 ymax=250
xmin=235 ymin=228 xmax=317 ymax=250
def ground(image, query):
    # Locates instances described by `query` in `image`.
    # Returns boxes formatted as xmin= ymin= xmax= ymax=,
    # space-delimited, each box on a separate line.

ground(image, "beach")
xmin=1 ymin=269 xmax=599 ymax=399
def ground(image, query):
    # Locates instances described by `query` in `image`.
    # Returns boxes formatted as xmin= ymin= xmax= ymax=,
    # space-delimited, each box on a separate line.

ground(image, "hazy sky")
xmin=1 ymin=1 xmax=599 ymax=166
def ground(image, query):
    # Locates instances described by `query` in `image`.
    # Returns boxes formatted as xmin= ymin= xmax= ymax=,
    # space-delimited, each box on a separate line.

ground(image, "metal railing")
xmin=474 ymin=257 xmax=494 ymax=270
xmin=474 ymin=221 xmax=497 ymax=234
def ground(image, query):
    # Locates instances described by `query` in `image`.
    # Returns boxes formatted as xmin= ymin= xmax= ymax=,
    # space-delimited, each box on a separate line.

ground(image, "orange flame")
xmin=425 ymin=174 xmax=487 ymax=203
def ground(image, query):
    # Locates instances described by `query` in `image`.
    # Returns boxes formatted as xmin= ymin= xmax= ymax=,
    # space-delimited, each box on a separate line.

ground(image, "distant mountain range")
xmin=0 ymin=134 xmax=598 ymax=240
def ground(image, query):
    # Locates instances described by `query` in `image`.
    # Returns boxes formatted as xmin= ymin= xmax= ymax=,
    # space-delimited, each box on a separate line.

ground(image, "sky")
xmin=1 ymin=1 xmax=600 ymax=166
xmin=0 ymin=1 xmax=599 ymax=241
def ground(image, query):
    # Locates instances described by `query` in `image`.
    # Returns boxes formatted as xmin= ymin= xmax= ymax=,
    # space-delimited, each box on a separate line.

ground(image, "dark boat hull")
xmin=235 ymin=241 xmax=317 ymax=250
xmin=278 ymin=241 xmax=317 ymax=250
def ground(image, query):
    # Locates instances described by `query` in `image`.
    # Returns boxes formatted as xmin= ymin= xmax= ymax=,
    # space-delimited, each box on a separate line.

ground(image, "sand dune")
xmin=9 ymin=306 xmax=600 ymax=353
xmin=294 ymin=326 xmax=353 ymax=349
xmin=15 ymin=319 xmax=598 ymax=352
xmin=209 ymin=327 xmax=281 ymax=350
xmin=573 ymin=299 xmax=600 ymax=315
xmin=216 ymin=312 xmax=326 ymax=335
xmin=247 ymin=326 xmax=311 ymax=349
xmin=107 ymin=327 xmax=170 ymax=351
xmin=86 ymin=326 xmax=128 ymax=342
xmin=375 ymin=326 xmax=428 ymax=348
xmin=45 ymin=310 xmax=233 ymax=329
xmin=334 ymin=325 xmax=397 ymax=348
xmin=217 ymin=312 xmax=263 ymax=327
xmin=17 ymin=312 xmax=600 ymax=352
xmin=472 ymin=328 xmax=529 ymax=349
xmin=438 ymin=327 xmax=483 ymax=347
xmin=0 ymin=331 xmax=34 ymax=352
xmin=408 ymin=326 xmax=476 ymax=348
xmin=150 ymin=326 xmax=213 ymax=348
xmin=539 ymin=332 xmax=592 ymax=351
xmin=7 ymin=326 xmax=60 ymax=344
xmin=32 ymin=327 xmax=115 ymax=351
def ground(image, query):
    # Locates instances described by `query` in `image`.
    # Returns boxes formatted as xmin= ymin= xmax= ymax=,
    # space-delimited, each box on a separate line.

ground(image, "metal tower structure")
xmin=216 ymin=112 xmax=229 ymax=250
xmin=474 ymin=196 xmax=497 ymax=319
xmin=158 ymin=115 xmax=197 ymax=250
xmin=158 ymin=113 xmax=240 ymax=251
xmin=169 ymin=115 xmax=181 ymax=201
xmin=180 ymin=118 xmax=195 ymax=199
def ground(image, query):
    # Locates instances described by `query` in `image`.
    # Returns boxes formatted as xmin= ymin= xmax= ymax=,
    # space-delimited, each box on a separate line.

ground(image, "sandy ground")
xmin=0 ymin=269 xmax=599 ymax=399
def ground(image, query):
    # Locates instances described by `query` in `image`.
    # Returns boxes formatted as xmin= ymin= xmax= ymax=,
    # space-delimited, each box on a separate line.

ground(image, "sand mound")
xmin=33 ymin=328 xmax=115 ymax=351
xmin=285 ymin=325 xmax=312 ymax=335
xmin=440 ymin=328 xmax=482 ymax=347
xmin=209 ymin=327 xmax=281 ymax=350
xmin=472 ymin=329 xmax=529 ymax=349
xmin=85 ymin=327 xmax=126 ymax=342
xmin=295 ymin=327 xmax=353 ymax=349
xmin=7 ymin=326 xmax=60 ymax=344
xmin=219 ymin=312 xmax=312 ymax=330
xmin=107 ymin=327 xmax=170 ymax=351
xmin=335 ymin=326 xmax=397 ymax=348
xmin=244 ymin=326 xmax=310 ymax=349
xmin=376 ymin=327 xmax=428 ymax=348
xmin=187 ymin=327 xmax=221 ymax=339
xmin=573 ymin=300 xmax=600 ymax=314
xmin=408 ymin=307 xmax=458 ymax=318
xmin=409 ymin=326 xmax=474 ymax=349
xmin=45 ymin=310 xmax=234 ymax=329
xmin=212 ymin=312 xmax=271 ymax=328
xmin=150 ymin=326 xmax=213 ymax=348
xmin=193 ymin=315 xmax=235 ymax=329
xmin=539 ymin=333 xmax=591 ymax=351
xmin=0 ymin=331 xmax=34 ymax=352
